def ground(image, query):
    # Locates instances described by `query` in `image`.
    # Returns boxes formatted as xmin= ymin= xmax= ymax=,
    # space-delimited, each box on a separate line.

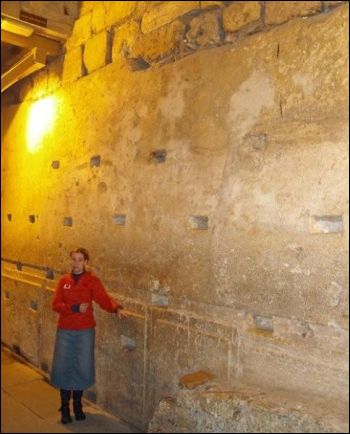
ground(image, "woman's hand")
xmin=79 ymin=303 xmax=89 ymax=313
xmin=116 ymin=307 xmax=130 ymax=319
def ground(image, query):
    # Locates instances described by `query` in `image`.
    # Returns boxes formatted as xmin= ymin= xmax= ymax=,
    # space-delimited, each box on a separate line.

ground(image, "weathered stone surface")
xmin=83 ymin=31 xmax=110 ymax=73
xmin=1 ymin=2 xmax=349 ymax=433
xmin=324 ymin=1 xmax=345 ymax=8
xmin=92 ymin=2 xmax=136 ymax=34
xmin=99 ymin=309 xmax=147 ymax=428
xmin=223 ymin=1 xmax=261 ymax=33
xmin=91 ymin=3 xmax=107 ymax=34
xmin=62 ymin=45 xmax=83 ymax=83
xmin=112 ymin=20 xmax=140 ymax=64
xmin=148 ymin=384 xmax=348 ymax=432
xmin=79 ymin=1 xmax=95 ymax=16
xmin=65 ymin=13 xmax=92 ymax=50
xmin=1 ymin=272 xmax=42 ymax=366
xmin=105 ymin=1 xmax=137 ymax=28
xmin=29 ymin=68 xmax=48 ymax=100
xmin=46 ymin=56 xmax=64 ymax=93
xmin=185 ymin=11 xmax=222 ymax=49
xmin=141 ymin=1 xmax=199 ymax=33
xmin=200 ymin=1 xmax=224 ymax=8
xmin=265 ymin=1 xmax=322 ymax=25
xmin=179 ymin=371 xmax=215 ymax=389
xmin=133 ymin=20 xmax=185 ymax=63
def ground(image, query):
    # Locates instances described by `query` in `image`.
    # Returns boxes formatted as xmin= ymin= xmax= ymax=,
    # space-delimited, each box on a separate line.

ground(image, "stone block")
xmin=65 ymin=13 xmax=92 ymax=50
xmin=201 ymin=1 xmax=224 ymax=8
xmin=39 ymin=287 xmax=58 ymax=373
xmin=265 ymin=1 xmax=322 ymax=25
xmin=1 ymin=273 xmax=42 ymax=366
xmin=104 ymin=313 xmax=146 ymax=428
xmin=84 ymin=31 xmax=109 ymax=73
xmin=80 ymin=1 xmax=95 ymax=16
xmin=105 ymin=1 xmax=137 ymax=28
xmin=112 ymin=20 xmax=140 ymax=64
xmin=324 ymin=1 xmax=345 ymax=8
xmin=223 ymin=1 xmax=261 ymax=33
xmin=141 ymin=1 xmax=199 ymax=33
xmin=186 ymin=11 xmax=222 ymax=49
xmin=62 ymin=46 xmax=83 ymax=84
xmin=149 ymin=383 xmax=349 ymax=432
xmin=133 ymin=20 xmax=185 ymax=63
xmin=46 ymin=56 xmax=63 ymax=93
xmin=91 ymin=3 xmax=106 ymax=34
xmin=92 ymin=2 xmax=137 ymax=34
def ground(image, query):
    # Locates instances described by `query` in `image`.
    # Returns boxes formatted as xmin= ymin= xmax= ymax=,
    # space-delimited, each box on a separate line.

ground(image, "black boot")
xmin=59 ymin=389 xmax=72 ymax=424
xmin=73 ymin=390 xmax=86 ymax=421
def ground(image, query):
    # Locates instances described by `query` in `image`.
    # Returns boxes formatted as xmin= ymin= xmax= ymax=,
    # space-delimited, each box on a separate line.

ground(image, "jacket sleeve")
xmin=52 ymin=279 xmax=73 ymax=315
xmin=92 ymin=277 xmax=123 ymax=313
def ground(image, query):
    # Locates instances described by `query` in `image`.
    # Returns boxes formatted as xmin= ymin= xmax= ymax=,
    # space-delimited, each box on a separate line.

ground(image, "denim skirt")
xmin=50 ymin=328 xmax=95 ymax=390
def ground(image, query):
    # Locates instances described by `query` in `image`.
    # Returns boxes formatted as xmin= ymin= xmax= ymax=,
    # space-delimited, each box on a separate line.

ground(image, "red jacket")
xmin=52 ymin=271 xmax=122 ymax=330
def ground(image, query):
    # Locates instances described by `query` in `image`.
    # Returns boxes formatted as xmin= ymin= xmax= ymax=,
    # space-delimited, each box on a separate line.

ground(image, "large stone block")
xmin=133 ymin=20 xmax=185 ymax=63
xmin=83 ymin=31 xmax=110 ymax=73
xmin=239 ymin=327 xmax=349 ymax=401
xmin=79 ymin=1 xmax=96 ymax=16
xmin=141 ymin=1 xmax=199 ymax=33
xmin=223 ymin=1 xmax=261 ymax=33
xmin=265 ymin=1 xmax=322 ymax=25
xmin=1 ymin=278 xmax=17 ymax=348
xmin=1 ymin=270 xmax=42 ymax=366
xmin=40 ymin=285 xmax=59 ymax=374
xmin=186 ymin=11 xmax=222 ymax=49
xmin=148 ymin=384 xmax=348 ymax=432
xmin=92 ymin=2 xmax=137 ymax=33
xmin=201 ymin=1 xmax=224 ymax=8
xmin=46 ymin=56 xmax=64 ymax=93
xmin=62 ymin=45 xmax=84 ymax=83
xmin=112 ymin=20 xmax=140 ymax=64
xmin=324 ymin=0 xmax=345 ymax=8
xmin=101 ymin=309 xmax=147 ymax=428
xmin=91 ymin=3 xmax=107 ymax=34
xmin=105 ymin=1 xmax=137 ymax=28
xmin=65 ymin=13 xmax=92 ymax=50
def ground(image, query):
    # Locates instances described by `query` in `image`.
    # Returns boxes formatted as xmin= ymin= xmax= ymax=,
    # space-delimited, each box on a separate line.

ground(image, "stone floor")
xmin=1 ymin=348 xmax=140 ymax=433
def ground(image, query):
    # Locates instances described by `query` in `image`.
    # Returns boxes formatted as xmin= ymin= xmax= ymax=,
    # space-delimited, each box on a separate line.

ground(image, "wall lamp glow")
xmin=27 ymin=96 xmax=56 ymax=153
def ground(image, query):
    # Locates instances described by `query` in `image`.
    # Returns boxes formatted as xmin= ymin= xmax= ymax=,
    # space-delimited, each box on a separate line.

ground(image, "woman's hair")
xmin=70 ymin=247 xmax=90 ymax=261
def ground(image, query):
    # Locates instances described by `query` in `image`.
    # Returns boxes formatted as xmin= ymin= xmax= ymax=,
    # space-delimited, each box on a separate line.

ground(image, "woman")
xmin=51 ymin=247 xmax=128 ymax=424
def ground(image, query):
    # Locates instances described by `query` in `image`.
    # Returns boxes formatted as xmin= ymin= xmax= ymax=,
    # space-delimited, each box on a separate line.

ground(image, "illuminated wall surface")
xmin=1 ymin=2 xmax=349 ymax=432
xmin=26 ymin=97 xmax=57 ymax=153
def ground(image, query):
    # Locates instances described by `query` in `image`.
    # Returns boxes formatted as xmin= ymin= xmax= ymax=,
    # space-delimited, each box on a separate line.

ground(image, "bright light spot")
xmin=27 ymin=97 xmax=56 ymax=153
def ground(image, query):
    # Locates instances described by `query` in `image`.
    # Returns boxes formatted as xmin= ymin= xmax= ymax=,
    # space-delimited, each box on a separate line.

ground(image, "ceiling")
xmin=1 ymin=41 xmax=29 ymax=74
xmin=1 ymin=1 xmax=80 ymax=93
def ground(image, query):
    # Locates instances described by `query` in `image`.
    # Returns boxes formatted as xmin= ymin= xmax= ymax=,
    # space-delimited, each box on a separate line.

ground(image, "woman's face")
xmin=71 ymin=252 xmax=87 ymax=273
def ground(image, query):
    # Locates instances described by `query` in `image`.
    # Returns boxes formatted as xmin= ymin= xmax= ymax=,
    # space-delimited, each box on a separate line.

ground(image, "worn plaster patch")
xmin=228 ymin=69 xmax=275 ymax=138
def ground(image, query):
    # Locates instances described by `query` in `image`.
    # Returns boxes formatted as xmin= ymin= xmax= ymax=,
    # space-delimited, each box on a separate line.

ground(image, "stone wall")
xmin=1 ymin=1 xmax=349 ymax=432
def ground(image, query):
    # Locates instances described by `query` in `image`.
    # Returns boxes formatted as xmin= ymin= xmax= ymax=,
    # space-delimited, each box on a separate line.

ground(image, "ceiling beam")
xmin=1 ymin=48 xmax=46 ymax=93
xmin=1 ymin=29 xmax=62 ymax=55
